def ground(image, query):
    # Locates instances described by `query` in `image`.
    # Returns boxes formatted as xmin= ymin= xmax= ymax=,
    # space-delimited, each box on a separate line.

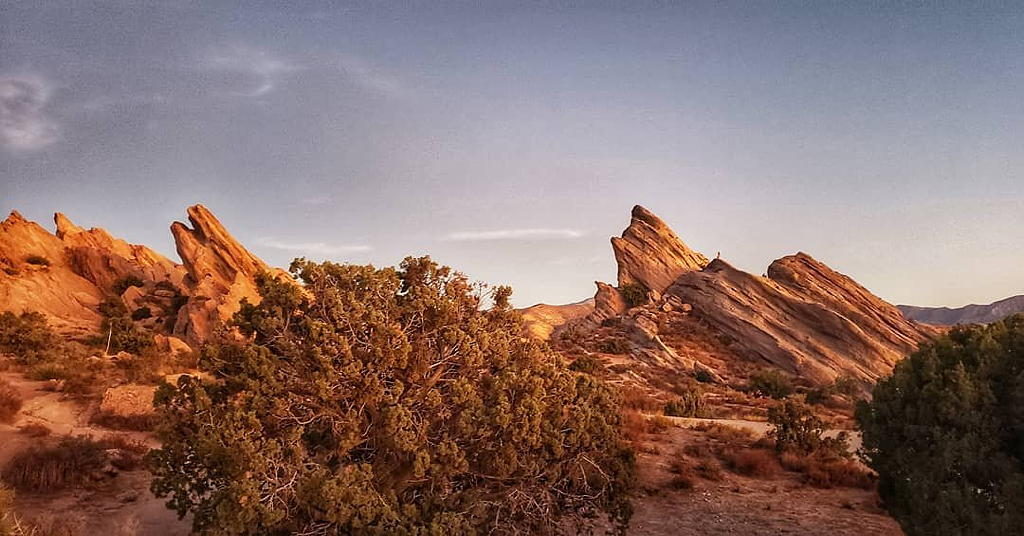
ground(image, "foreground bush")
xmin=150 ymin=257 xmax=634 ymax=535
xmin=768 ymin=399 xmax=848 ymax=456
xmin=857 ymin=316 xmax=1024 ymax=535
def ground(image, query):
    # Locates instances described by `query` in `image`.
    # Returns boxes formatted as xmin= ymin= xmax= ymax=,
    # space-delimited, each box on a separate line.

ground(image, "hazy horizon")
xmin=3 ymin=2 xmax=1023 ymax=308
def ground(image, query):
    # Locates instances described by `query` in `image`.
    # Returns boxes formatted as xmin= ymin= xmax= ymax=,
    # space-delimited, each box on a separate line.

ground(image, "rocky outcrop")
xmin=0 ymin=205 xmax=288 ymax=346
xmin=612 ymin=205 xmax=708 ymax=294
xmin=899 ymin=295 xmax=1024 ymax=326
xmin=0 ymin=211 xmax=104 ymax=334
xmin=55 ymin=212 xmax=185 ymax=292
xmin=170 ymin=204 xmax=290 ymax=343
xmin=667 ymin=257 xmax=937 ymax=386
xmin=577 ymin=282 xmax=628 ymax=333
xmin=520 ymin=298 xmax=595 ymax=340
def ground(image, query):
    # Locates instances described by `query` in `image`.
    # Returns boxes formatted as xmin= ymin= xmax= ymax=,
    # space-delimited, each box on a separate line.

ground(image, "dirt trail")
xmin=0 ymin=372 xmax=189 ymax=536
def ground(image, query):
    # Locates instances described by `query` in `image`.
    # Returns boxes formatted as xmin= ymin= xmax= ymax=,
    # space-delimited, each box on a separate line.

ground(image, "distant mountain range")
xmin=898 ymin=296 xmax=1024 ymax=326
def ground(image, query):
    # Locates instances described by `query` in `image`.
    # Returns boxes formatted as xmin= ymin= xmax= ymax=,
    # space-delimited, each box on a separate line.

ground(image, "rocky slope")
xmin=519 ymin=298 xmax=594 ymax=340
xmin=899 ymin=295 xmax=1024 ymax=326
xmin=530 ymin=205 xmax=936 ymax=388
xmin=0 ymin=205 xmax=286 ymax=346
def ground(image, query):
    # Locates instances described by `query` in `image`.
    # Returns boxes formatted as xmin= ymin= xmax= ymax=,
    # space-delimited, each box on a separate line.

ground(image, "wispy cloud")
xmin=204 ymin=45 xmax=300 ymax=97
xmin=337 ymin=53 xmax=404 ymax=97
xmin=257 ymin=237 xmax=371 ymax=255
xmin=442 ymin=229 xmax=585 ymax=242
xmin=0 ymin=75 xmax=58 ymax=151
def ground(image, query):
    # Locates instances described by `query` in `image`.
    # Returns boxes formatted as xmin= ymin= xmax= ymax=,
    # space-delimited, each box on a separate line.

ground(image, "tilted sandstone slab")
xmin=666 ymin=257 xmax=936 ymax=386
xmin=612 ymin=205 xmax=709 ymax=294
xmin=171 ymin=204 xmax=290 ymax=343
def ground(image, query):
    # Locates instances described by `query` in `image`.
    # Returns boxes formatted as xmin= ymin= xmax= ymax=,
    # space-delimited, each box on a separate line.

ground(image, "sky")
xmin=2 ymin=1 xmax=1024 ymax=308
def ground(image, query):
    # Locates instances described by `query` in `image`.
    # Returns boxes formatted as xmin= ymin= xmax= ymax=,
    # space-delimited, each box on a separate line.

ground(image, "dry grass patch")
xmin=722 ymin=448 xmax=781 ymax=478
xmin=780 ymin=452 xmax=875 ymax=489
xmin=2 ymin=435 xmax=149 ymax=492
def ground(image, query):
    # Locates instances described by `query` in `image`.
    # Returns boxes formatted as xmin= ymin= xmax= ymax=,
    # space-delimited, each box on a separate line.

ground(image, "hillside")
xmin=898 ymin=295 xmax=1024 ymax=326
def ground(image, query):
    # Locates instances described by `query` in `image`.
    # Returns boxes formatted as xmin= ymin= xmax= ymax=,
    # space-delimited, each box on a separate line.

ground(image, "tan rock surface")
xmin=612 ymin=205 xmax=709 ymax=293
xmin=171 ymin=204 xmax=291 ymax=343
xmin=0 ymin=211 xmax=104 ymax=334
xmin=520 ymin=298 xmax=595 ymax=340
xmin=99 ymin=384 xmax=157 ymax=417
xmin=667 ymin=257 xmax=935 ymax=385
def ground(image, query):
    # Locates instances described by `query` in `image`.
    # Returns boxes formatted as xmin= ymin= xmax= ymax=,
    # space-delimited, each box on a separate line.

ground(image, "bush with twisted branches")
xmin=149 ymin=257 xmax=634 ymax=535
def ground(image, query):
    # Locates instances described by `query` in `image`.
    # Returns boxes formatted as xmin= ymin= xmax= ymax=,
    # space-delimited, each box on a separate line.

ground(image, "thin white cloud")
xmin=337 ymin=53 xmax=404 ymax=97
xmin=257 ymin=237 xmax=371 ymax=255
xmin=0 ymin=76 xmax=58 ymax=151
xmin=204 ymin=45 xmax=300 ymax=97
xmin=443 ymin=229 xmax=586 ymax=242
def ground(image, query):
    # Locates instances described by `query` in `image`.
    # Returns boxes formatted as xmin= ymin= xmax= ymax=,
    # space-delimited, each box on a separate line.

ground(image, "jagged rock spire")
xmin=611 ymin=205 xmax=708 ymax=294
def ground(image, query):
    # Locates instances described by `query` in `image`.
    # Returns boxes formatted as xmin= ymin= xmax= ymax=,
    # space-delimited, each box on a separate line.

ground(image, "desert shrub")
xmin=130 ymin=307 xmax=152 ymax=321
xmin=694 ymin=368 xmax=715 ymax=384
xmin=0 ymin=311 xmax=58 ymax=364
xmin=857 ymin=316 xmax=1024 ymax=536
xmin=100 ymin=316 xmax=152 ymax=355
xmin=26 ymin=363 xmax=67 ymax=381
xmin=599 ymin=337 xmax=632 ymax=355
xmin=722 ymin=448 xmax=780 ymax=478
xmin=90 ymin=411 xmax=158 ymax=432
xmin=663 ymin=386 xmax=704 ymax=417
xmin=619 ymin=385 xmax=661 ymax=411
xmin=748 ymin=369 xmax=794 ymax=399
xmin=149 ymin=257 xmax=635 ymax=535
xmin=667 ymin=460 xmax=696 ymax=490
xmin=0 ymin=484 xmax=22 ymax=536
xmin=2 ymin=436 xmax=108 ymax=492
xmin=0 ymin=380 xmax=21 ymax=423
xmin=111 ymin=275 xmax=144 ymax=295
xmin=768 ymin=399 xmax=848 ymax=457
xmin=23 ymin=255 xmax=49 ymax=267
xmin=115 ymin=347 xmax=165 ymax=384
xmin=619 ymin=283 xmax=648 ymax=308
xmin=832 ymin=375 xmax=861 ymax=397
xmin=648 ymin=414 xmax=674 ymax=434
xmin=569 ymin=354 xmax=603 ymax=374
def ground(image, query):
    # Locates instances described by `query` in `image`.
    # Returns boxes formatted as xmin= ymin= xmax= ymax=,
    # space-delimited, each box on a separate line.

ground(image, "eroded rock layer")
xmin=612 ymin=205 xmax=709 ymax=294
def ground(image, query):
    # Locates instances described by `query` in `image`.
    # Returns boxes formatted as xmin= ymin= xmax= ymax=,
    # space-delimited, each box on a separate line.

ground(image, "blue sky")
xmin=3 ymin=2 xmax=1024 ymax=307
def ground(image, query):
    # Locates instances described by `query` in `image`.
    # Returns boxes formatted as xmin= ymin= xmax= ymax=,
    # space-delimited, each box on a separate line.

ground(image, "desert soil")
xmin=1 ymin=372 xmax=901 ymax=535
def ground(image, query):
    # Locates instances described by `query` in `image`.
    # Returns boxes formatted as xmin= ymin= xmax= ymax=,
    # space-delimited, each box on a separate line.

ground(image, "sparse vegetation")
xmin=23 ymin=255 xmax=49 ymax=267
xmin=768 ymin=399 xmax=848 ymax=456
xmin=858 ymin=315 xmax=1024 ymax=535
xmin=111 ymin=275 xmax=144 ymax=295
xmin=722 ymin=448 xmax=780 ymax=478
xmin=0 ymin=379 xmax=22 ymax=423
xmin=1 ymin=435 xmax=145 ymax=492
xmin=599 ymin=337 xmax=632 ymax=354
xmin=748 ymin=369 xmax=794 ymax=399
xmin=149 ymin=257 xmax=635 ymax=535
xmin=568 ymin=354 xmax=603 ymax=374
xmin=663 ymin=385 xmax=704 ymax=417
xmin=619 ymin=283 xmax=648 ymax=308
xmin=129 ymin=307 xmax=151 ymax=321
xmin=0 ymin=311 xmax=58 ymax=365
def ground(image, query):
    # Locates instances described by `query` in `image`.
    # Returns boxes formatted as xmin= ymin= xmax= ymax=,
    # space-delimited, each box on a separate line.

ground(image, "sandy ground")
xmin=1 ymin=371 xmax=899 ymax=535
xmin=624 ymin=420 xmax=902 ymax=536
xmin=0 ymin=372 xmax=190 ymax=536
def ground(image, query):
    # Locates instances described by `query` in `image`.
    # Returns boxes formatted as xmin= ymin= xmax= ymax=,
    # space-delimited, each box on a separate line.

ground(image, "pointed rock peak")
xmin=172 ymin=203 xmax=269 ymax=283
xmin=611 ymin=205 xmax=709 ymax=294
xmin=4 ymin=210 xmax=26 ymax=224
xmin=54 ymin=212 xmax=84 ymax=238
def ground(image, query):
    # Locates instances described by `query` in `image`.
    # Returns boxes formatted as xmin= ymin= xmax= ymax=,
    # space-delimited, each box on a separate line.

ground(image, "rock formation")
xmin=0 ymin=211 xmax=104 ymax=335
xmin=519 ymin=298 xmax=595 ymax=340
xmin=612 ymin=205 xmax=709 ymax=294
xmin=899 ymin=295 xmax=1024 ymax=326
xmin=667 ymin=257 xmax=937 ymax=385
xmin=0 ymin=205 xmax=288 ymax=346
xmin=170 ymin=204 xmax=291 ymax=343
